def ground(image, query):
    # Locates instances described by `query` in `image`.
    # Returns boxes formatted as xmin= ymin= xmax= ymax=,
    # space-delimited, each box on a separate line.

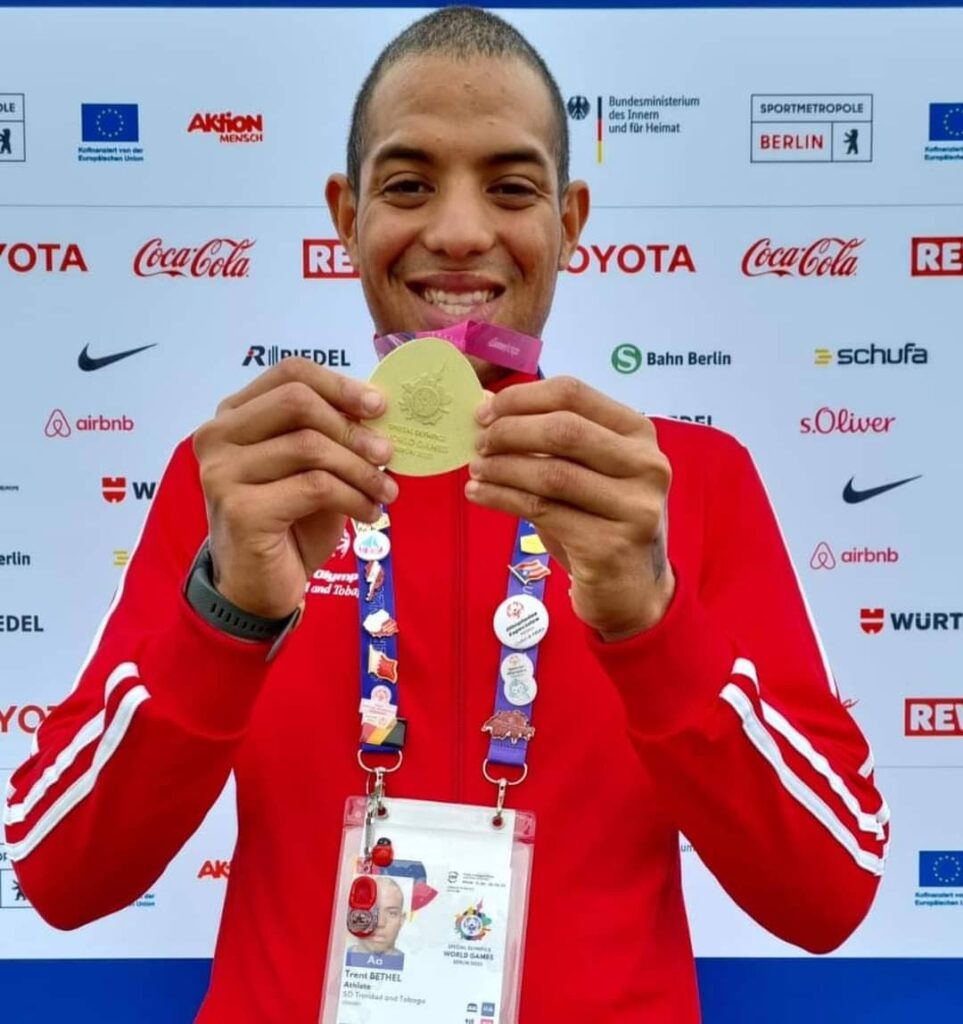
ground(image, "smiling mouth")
xmin=410 ymin=285 xmax=503 ymax=318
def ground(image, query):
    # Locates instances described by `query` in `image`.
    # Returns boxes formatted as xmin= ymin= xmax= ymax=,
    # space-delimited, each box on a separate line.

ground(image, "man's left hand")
xmin=465 ymin=376 xmax=675 ymax=641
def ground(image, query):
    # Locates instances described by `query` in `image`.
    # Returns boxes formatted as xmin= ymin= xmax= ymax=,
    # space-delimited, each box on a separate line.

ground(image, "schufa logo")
xmin=565 ymin=243 xmax=696 ymax=274
xmin=133 ymin=237 xmax=254 ymax=278
xmin=742 ymin=237 xmax=862 ymax=277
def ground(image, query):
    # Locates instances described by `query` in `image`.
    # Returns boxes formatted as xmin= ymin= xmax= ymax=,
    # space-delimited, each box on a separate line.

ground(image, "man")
xmin=4 ymin=7 xmax=887 ymax=1022
xmin=347 ymin=876 xmax=406 ymax=960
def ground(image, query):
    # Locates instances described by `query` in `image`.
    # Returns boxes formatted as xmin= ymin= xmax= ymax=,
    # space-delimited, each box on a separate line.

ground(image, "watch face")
xmin=347 ymin=907 xmax=377 ymax=937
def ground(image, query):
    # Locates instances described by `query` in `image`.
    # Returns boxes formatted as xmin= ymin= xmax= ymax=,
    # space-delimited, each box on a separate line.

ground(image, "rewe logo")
xmin=861 ymin=608 xmax=963 ymax=634
xmin=134 ymin=238 xmax=253 ymax=278
xmin=0 ymin=243 xmax=88 ymax=273
xmin=101 ymin=477 xmax=157 ymax=503
xmin=905 ymin=699 xmax=963 ymax=736
xmin=44 ymin=410 xmax=134 ymax=438
xmin=198 ymin=859 xmax=231 ymax=880
xmin=799 ymin=406 xmax=895 ymax=435
xmin=912 ymin=237 xmax=963 ymax=276
xmin=0 ymin=704 xmax=55 ymax=735
xmin=566 ymin=243 xmax=696 ymax=274
xmin=742 ymin=237 xmax=862 ymax=277
xmin=810 ymin=542 xmax=899 ymax=570
xmin=302 ymin=239 xmax=358 ymax=279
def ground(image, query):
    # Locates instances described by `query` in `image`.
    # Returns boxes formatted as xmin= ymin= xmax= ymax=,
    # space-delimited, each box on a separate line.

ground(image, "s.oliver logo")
xmin=742 ymin=237 xmax=862 ymax=277
xmin=566 ymin=243 xmax=696 ymax=274
xmin=799 ymin=406 xmax=895 ymax=435
xmin=134 ymin=237 xmax=253 ymax=278
xmin=0 ymin=242 xmax=88 ymax=273
xmin=0 ymin=705 xmax=54 ymax=734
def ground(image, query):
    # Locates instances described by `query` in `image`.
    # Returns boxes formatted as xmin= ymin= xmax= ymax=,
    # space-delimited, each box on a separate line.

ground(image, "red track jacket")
xmin=5 ymin=376 xmax=889 ymax=1022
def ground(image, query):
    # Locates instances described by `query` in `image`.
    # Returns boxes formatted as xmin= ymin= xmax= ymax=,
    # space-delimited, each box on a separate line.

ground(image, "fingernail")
xmin=382 ymin=476 xmax=399 ymax=502
xmin=465 ymin=480 xmax=480 ymax=498
xmin=468 ymin=460 xmax=483 ymax=479
xmin=475 ymin=398 xmax=494 ymax=425
xmin=369 ymin=437 xmax=391 ymax=463
xmin=362 ymin=390 xmax=384 ymax=416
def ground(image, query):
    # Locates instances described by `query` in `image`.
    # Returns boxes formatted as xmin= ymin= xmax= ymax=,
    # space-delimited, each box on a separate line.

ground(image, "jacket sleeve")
xmin=3 ymin=438 xmax=273 ymax=930
xmin=587 ymin=431 xmax=888 ymax=954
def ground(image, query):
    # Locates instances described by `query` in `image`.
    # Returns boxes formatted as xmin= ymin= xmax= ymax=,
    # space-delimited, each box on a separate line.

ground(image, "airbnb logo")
xmin=45 ymin=410 xmax=134 ymax=437
xmin=134 ymin=237 xmax=253 ymax=278
xmin=799 ymin=407 xmax=895 ymax=435
xmin=742 ymin=237 xmax=862 ymax=278
xmin=44 ymin=409 xmax=71 ymax=438
xmin=302 ymin=239 xmax=358 ymax=279
xmin=811 ymin=542 xmax=899 ymax=570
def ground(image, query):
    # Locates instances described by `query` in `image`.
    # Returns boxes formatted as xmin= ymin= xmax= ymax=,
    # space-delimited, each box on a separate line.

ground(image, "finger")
xmin=217 ymin=357 xmax=385 ymax=421
xmin=243 ymin=470 xmax=384 ymax=529
xmin=216 ymin=381 xmax=391 ymax=463
xmin=465 ymin=477 xmax=598 ymax=540
xmin=478 ymin=411 xmax=649 ymax=477
xmin=477 ymin=376 xmax=645 ymax=436
xmin=470 ymin=453 xmax=658 ymax=523
xmin=230 ymin=429 xmax=398 ymax=504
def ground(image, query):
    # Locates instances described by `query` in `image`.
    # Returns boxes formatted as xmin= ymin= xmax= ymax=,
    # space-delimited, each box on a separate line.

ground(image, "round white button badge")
xmin=353 ymin=530 xmax=391 ymax=561
xmin=493 ymin=594 xmax=549 ymax=651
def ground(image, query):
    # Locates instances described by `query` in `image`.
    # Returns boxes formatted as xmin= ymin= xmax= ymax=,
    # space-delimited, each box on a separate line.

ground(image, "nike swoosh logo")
xmin=843 ymin=475 xmax=922 ymax=504
xmin=78 ymin=343 xmax=157 ymax=371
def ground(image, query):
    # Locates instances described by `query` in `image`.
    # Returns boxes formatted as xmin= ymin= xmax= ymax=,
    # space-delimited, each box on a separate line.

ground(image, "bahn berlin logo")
xmin=188 ymin=111 xmax=264 ymax=144
xmin=566 ymin=243 xmax=695 ymax=274
xmin=751 ymin=94 xmax=872 ymax=163
xmin=905 ymin=699 xmax=963 ymax=736
xmin=743 ymin=237 xmax=861 ymax=277
xmin=101 ymin=477 xmax=157 ymax=503
xmin=925 ymin=103 xmax=963 ymax=163
xmin=0 ymin=94 xmax=26 ymax=162
xmin=303 ymin=239 xmax=358 ymax=279
xmin=610 ymin=343 xmax=731 ymax=374
xmin=860 ymin=608 xmax=963 ymax=634
xmin=243 ymin=345 xmax=351 ymax=369
xmin=79 ymin=103 xmax=144 ymax=164
xmin=566 ymin=92 xmax=701 ymax=164
xmin=911 ymin=237 xmax=963 ymax=276
xmin=809 ymin=542 xmax=898 ymax=570
xmin=0 ymin=243 xmax=87 ymax=273
xmin=814 ymin=343 xmax=928 ymax=367
xmin=134 ymin=238 xmax=253 ymax=278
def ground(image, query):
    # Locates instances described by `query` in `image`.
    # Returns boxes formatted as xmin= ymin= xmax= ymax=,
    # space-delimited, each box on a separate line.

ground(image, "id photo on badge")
xmin=344 ymin=873 xmax=412 ymax=971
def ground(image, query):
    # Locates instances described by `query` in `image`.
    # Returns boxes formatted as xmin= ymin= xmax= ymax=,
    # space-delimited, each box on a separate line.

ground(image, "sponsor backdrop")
xmin=2 ymin=1 xmax=962 ymax=1020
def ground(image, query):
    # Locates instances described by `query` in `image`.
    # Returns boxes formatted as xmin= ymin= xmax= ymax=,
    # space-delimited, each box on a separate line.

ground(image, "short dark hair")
xmin=347 ymin=6 xmax=570 ymax=196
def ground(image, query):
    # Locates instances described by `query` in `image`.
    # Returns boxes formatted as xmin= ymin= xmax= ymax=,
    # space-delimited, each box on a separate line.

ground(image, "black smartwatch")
xmin=184 ymin=540 xmax=301 ymax=661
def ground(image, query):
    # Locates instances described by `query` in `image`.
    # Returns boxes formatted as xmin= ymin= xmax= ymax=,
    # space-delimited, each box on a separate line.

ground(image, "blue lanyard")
xmin=353 ymin=513 xmax=551 ymax=769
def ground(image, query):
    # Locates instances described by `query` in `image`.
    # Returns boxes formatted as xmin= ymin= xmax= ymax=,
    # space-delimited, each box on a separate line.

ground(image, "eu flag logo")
xmin=919 ymin=851 xmax=963 ymax=887
xmin=81 ymin=104 xmax=139 ymax=142
xmin=929 ymin=104 xmax=963 ymax=141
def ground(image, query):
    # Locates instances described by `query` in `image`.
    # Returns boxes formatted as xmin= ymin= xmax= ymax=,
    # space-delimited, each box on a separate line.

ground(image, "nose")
xmin=420 ymin=177 xmax=495 ymax=262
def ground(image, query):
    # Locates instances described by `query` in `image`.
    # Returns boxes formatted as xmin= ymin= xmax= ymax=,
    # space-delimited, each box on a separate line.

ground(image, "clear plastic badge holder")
xmin=321 ymin=796 xmax=536 ymax=1024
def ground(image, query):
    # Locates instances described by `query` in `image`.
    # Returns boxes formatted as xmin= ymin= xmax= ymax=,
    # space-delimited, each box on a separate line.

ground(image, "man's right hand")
xmin=192 ymin=358 xmax=397 ymax=619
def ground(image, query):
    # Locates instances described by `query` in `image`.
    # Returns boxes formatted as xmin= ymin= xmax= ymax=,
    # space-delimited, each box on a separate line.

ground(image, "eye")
xmin=490 ymin=179 xmax=540 ymax=204
xmin=383 ymin=178 xmax=431 ymax=197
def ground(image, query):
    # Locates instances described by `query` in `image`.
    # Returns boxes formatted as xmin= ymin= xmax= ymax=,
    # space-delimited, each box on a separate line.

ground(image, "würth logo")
xmin=905 ymin=699 xmax=963 ymax=736
xmin=302 ymin=239 xmax=358 ymax=279
xmin=134 ymin=238 xmax=253 ymax=278
xmin=565 ymin=243 xmax=696 ymax=274
xmin=912 ymin=237 xmax=963 ymax=276
xmin=861 ymin=608 xmax=963 ymax=634
xmin=101 ymin=477 xmax=157 ymax=503
xmin=0 ymin=242 xmax=87 ymax=273
xmin=742 ymin=237 xmax=862 ymax=277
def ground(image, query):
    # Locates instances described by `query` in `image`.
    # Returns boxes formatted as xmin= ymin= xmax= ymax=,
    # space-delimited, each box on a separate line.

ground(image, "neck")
xmin=467 ymin=354 xmax=513 ymax=387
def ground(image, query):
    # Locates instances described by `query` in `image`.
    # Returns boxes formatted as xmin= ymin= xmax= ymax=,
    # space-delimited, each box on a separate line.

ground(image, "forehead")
xmin=378 ymin=880 xmax=404 ymax=905
xmin=364 ymin=55 xmax=556 ymax=166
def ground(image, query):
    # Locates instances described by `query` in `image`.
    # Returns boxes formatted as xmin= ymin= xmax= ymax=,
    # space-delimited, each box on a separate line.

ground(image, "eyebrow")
xmin=371 ymin=143 xmax=551 ymax=172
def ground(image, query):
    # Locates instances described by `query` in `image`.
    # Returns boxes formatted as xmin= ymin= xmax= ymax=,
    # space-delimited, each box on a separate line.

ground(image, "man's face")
xmin=327 ymin=55 xmax=589 ymax=342
xmin=361 ymin=878 xmax=405 ymax=953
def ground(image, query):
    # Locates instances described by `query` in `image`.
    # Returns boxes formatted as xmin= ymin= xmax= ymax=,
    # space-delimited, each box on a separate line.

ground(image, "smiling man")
xmin=4 ymin=7 xmax=887 ymax=1023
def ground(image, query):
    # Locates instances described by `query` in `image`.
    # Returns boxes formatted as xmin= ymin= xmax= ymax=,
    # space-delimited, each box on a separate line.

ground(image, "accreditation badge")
xmin=320 ymin=797 xmax=536 ymax=1024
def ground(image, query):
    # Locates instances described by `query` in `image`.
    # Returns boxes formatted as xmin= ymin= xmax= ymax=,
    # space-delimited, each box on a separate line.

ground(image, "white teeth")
xmin=421 ymin=287 xmax=496 ymax=312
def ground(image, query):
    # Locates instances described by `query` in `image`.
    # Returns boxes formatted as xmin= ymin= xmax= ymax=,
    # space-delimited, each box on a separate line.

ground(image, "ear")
xmin=325 ymin=174 xmax=359 ymax=266
xmin=557 ymin=180 xmax=590 ymax=270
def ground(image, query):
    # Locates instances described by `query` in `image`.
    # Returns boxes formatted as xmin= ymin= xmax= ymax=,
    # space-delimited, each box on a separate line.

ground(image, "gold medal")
xmin=367 ymin=337 xmax=484 ymax=477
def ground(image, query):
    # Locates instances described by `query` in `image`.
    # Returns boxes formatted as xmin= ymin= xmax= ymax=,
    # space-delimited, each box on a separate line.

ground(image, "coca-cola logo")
xmin=742 ymin=237 xmax=862 ymax=278
xmin=133 ymin=237 xmax=254 ymax=279
xmin=800 ymin=406 xmax=895 ymax=435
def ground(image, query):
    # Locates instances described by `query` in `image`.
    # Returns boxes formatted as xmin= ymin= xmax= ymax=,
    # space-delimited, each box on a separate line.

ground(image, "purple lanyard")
xmin=353 ymin=514 xmax=550 ymax=769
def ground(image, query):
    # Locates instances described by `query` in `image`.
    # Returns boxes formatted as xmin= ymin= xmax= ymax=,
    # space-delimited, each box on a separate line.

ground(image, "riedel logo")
xmin=809 ymin=542 xmax=899 ymax=570
xmin=861 ymin=608 xmax=963 ymax=634
xmin=302 ymin=239 xmax=358 ymax=279
xmin=566 ymin=243 xmax=696 ymax=274
xmin=0 ymin=704 xmax=54 ymax=734
xmin=905 ymin=699 xmax=963 ymax=736
xmin=197 ymin=859 xmax=231 ymax=880
xmin=133 ymin=237 xmax=253 ymax=278
xmin=187 ymin=112 xmax=263 ymax=144
xmin=0 ymin=242 xmax=87 ymax=273
xmin=742 ymin=237 xmax=862 ymax=277
xmin=799 ymin=406 xmax=895 ymax=435
xmin=101 ymin=476 xmax=157 ymax=503
xmin=44 ymin=410 xmax=134 ymax=438
xmin=911 ymin=237 xmax=963 ymax=276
